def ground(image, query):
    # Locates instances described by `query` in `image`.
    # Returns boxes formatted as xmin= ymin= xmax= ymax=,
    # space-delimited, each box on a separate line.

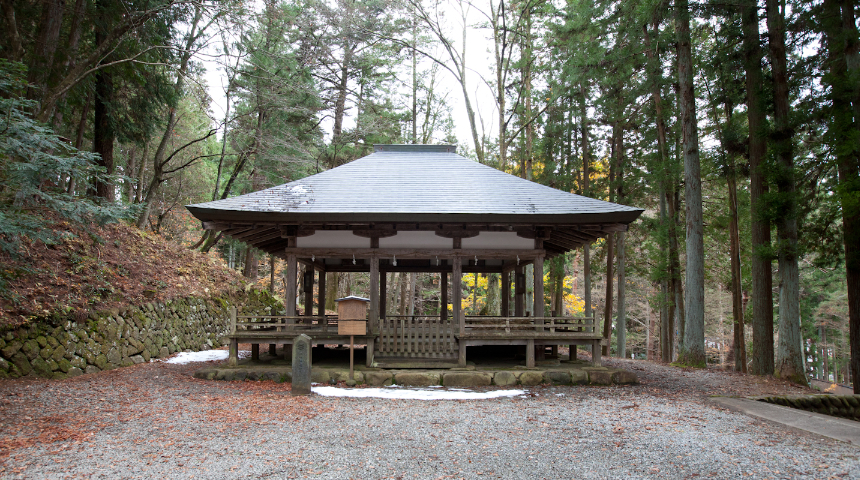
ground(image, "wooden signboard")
xmin=338 ymin=320 xmax=366 ymax=336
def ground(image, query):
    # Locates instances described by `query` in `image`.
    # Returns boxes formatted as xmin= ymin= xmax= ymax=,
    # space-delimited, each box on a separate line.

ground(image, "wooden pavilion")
xmin=186 ymin=145 xmax=643 ymax=369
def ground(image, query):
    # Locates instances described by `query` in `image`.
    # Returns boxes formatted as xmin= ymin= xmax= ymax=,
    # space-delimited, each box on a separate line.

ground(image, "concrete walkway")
xmin=710 ymin=396 xmax=860 ymax=446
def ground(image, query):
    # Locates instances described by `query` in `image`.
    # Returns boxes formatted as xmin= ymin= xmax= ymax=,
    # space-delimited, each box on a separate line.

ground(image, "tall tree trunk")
xmin=824 ymin=0 xmax=860 ymax=392
xmin=333 ymin=45 xmax=354 ymax=141
xmin=124 ymin=146 xmax=137 ymax=202
xmin=93 ymin=66 xmax=115 ymax=201
xmin=728 ymin=162 xmax=747 ymax=372
xmin=28 ymin=0 xmax=65 ymax=102
xmin=136 ymin=6 xmax=203 ymax=226
xmin=645 ymin=16 xmax=675 ymax=362
xmin=767 ymin=0 xmax=806 ymax=385
xmin=744 ymin=0 xmax=775 ymax=376
xmin=243 ymin=248 xmax=258 ymax=279
xmin=676 ymin=0 xmax=706 ymax=367
xmin=92 ymin=0 xmax=115 ymax=201
xmin=412 ymin=19 xmax=418 ymax=144
xmin=616 ymin=232 xmax=627 ymax=358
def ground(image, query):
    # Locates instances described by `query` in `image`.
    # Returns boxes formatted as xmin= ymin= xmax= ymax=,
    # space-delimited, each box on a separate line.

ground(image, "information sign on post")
xmin=335 ymin=296 xmax=370 ymax=383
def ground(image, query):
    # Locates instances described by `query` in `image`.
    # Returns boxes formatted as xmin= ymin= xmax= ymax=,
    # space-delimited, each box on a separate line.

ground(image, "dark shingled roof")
xmin=186 ymin=145 xmax=643 ymax=225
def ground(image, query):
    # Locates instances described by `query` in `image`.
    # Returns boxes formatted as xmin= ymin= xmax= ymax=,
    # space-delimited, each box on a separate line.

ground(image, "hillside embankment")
xmin=0 ymin=216 xmax=281 ymax=378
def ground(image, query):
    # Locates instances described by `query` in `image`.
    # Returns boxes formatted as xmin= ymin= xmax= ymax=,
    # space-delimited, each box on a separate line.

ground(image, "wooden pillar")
xmin=534 ymin=253 xmax=545 ymax=360
xmin=285 ymin=252 xmax=297 ymax=360
xmin=380 ymin=271 xmax=387 ymax=319
xmin=303 ymin=266 xmax=314 ymax=318
xmin=286 ymin=253 xmax=297 ymax=316
xmin=228 ymin=307 xmax=238 ymax=366
xmin=441 ymin=270 xmax=448 ymax=321
xmin=370 ymin=256 xmax=379 ymax=333
xmin=453 ymin=258 xmax=464 ymax=366
xmin=251 ymin=343 xmax=259 ymax=361
xmin=317 ymin=268 xmax=326 ymax=316
xmin=515 ymin=266 xmax=525 ymax=317
xmin=501 ymin=270 xmax=511 ymax=317
xmin=526 ymin=338 xmax=535 ymax=368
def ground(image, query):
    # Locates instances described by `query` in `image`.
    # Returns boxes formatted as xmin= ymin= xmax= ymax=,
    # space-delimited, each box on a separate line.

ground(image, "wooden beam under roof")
xmin=282 ymin=247 xmax=545 ymax=260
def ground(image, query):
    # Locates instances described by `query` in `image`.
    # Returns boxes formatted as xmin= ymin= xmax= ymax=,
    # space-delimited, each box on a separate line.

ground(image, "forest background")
xmin=0 ymin=0 xmax=858 ymax=389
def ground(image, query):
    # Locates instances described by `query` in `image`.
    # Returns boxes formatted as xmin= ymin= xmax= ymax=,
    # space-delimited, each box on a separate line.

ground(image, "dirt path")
xmin=0 ymin=358 xmax=856 ymax=479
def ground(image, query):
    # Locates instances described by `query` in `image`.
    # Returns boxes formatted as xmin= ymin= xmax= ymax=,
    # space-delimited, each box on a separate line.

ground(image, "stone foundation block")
xmin=544 ymin=370 xmax=572 ymax=385
xmin=518 ymin=371 xmax=544 ymax=386
xmin=611 ymin=369 xmax=638 ymax=385
xmin=364 ymin=371 xmax=394 ymax=386
xmin=493 ymin=371 xmax=518 ymax=386
xmin=395 ymin=372 xmax=441 ymax=386
xmin=443 ymin=372 xmax=491 ymax=387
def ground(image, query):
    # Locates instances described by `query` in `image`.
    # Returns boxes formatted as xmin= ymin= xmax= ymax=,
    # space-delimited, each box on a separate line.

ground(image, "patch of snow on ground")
xmin=164 ymin=350 xmax=250 ymax=364
xmin=311 ymin=386 xmax=525 ymax=400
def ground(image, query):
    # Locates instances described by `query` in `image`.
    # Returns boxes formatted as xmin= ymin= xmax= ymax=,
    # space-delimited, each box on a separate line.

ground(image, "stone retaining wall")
xmin=194 ymin=366 xmax=639 ymax=386
xmin=0 ymin=289 xmax=281 ymax=379
xmin=758 ymin=395 xmax=860 ymax=421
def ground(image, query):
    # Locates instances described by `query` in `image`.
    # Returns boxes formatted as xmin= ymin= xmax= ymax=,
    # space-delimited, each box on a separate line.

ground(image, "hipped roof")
xmin=187 ymin=145 xmax=643 ymax=226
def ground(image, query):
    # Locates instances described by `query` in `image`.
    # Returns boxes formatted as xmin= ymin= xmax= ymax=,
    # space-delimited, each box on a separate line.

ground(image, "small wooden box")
xmin=338 ymin=320 xmax=367 ymax=335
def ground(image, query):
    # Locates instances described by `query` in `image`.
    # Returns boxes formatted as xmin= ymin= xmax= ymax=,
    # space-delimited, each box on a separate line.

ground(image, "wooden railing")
xmin=462 ymin=316 xmax=596 ymax=335
xmin=377 ymin=315 xmax=458 ymax=358
xmin=230 ymin=309 xmax=341 ymax=335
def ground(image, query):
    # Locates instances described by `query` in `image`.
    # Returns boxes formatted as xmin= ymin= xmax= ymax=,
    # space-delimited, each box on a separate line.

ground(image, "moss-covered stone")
xmin=85 ymin=365 xmax=100 ymax=374
xmin=67 ymin=367 xmax=84 ymax=377
xmin=518 ymin=371 xmax=543 ymax=386
xmin=22 ymin=339 xmax=40 ymax=360
xmin=107 ymin=347 xmax=121 ymax=365
xmin=36 ymin=336 xmax=48 ymax=348
xmin=46 ymin=336 xmax=59 ymax=348
xmin=57 ymin=358 xmax=71 ymax=373
xmin=94 ymin=354 xmax=108 ymax=370
xmin=11 ymin=352 xmax=31 ymax=375
xmin=365 ymin=371 xmax=394 ymax=386
xmin=394 ymin=372 xmax=441 ymax=386
xmin=32 ymin=356 xmax=53 ymax=377
xmin=40 ymin=346 xmax=53 ymax=359
xmin=585 ymin=368 xmax=612 ymax=385
xmin=543 ymin=371 xmax=571 ymax=385
xmin=493 ymin=371 xmax=518 ymax=386
xmin=443 ymin=372 xmax=492 ymax=387
xmin=570 ymin=369 xmax=588 ymax=385
xmin=1 ymin=341 xmax=22 ymax=359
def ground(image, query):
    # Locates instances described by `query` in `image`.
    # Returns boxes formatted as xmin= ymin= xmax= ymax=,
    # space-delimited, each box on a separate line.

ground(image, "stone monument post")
xmin=291 ymin=334 xmax=312 ymax=395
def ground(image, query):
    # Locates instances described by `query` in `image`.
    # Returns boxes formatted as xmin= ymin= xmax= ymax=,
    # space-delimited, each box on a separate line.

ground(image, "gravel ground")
xmin=0 ymin=357 xmax=858 ymax=479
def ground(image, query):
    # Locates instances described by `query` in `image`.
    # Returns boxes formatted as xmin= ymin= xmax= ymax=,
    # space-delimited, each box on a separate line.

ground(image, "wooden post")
xmin=270 ymin=255 xmax=275 ymax=292
xmin=380 ymin=271 xmax=387 ymax=319
xmin=349 ymin=335 xmax=355 ymax=380
xmin=526 ymin=338 xmax=535 ymax=368
xmin=285 ymin=253 xmax=297 ymax=360
xmin=501 ymin=270 xmax=510 ymax=317
xmin=453 ymin=258 xmax=463 ymax=365
xmin=441 ymin=271 xmax=448 ymax=321
xmin=515 ymin=266 xmax=525 ymax=317
xmin=228 ymin=306 xmax=238 ymax=366
xmin=366 ymin=337 xmax=374 ymax=368
xmin=286 ymin=254 xmax=297 ymax=316
xmin=534 ymin=254 xmax=545 ymax=361
xmin=269 ymin=344 xmax=276 ymax=356
xmin=370 ymin=256 xmax=379 ymax=334
xmin=303 ymin=267 xmax=314 ymax=319
xmin=251 ymin=343 xmax=259 ymax=361
xmin=318 ymin=269 xmax=326 ymax=316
